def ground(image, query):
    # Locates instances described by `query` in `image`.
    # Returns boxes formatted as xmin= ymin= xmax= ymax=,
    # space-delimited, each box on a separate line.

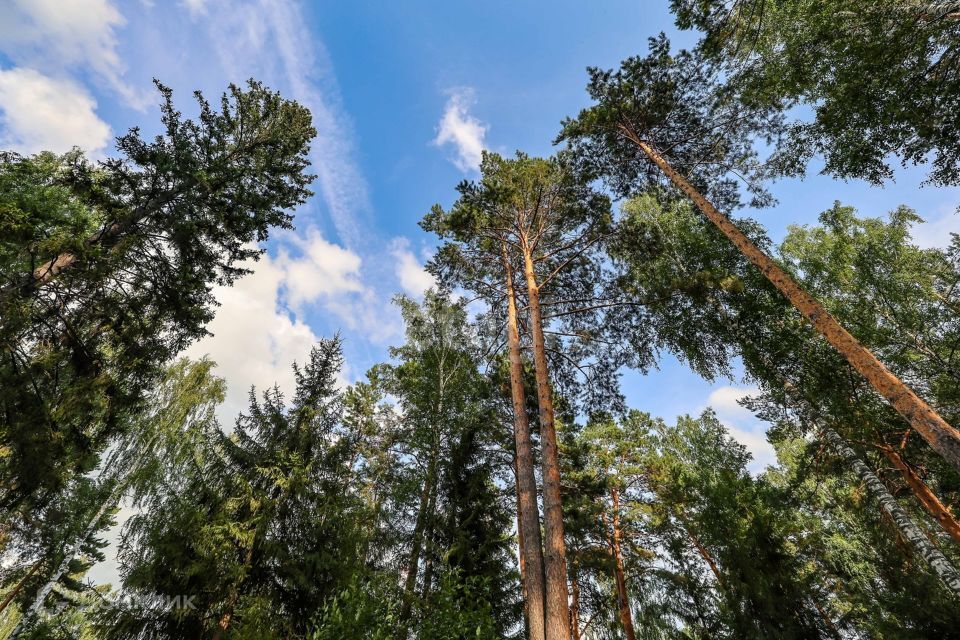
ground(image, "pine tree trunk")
xmin=520 ymin=244 xmax=571 ymax=640
xmin=514 ymin=459 xmax=531 ymax=640
xmin=0 ymin=561 xmax=40 ymax=615
xmin=684 ymin=521 xmax=725 ymax=590
xmin=645 ymin=217 xmax=960 ymax=554
xmin=626 ymin=132 xmax=960 ymax=475
xmin=879 ymin=445 xmax=960 ymax=544
xmin=704 ymin=287 xmax=960 ymax=549
xmin=503 ymin=245 xmax=547 ymax=640
xmin=823 ymin=427 xmax=960 ymax=597
xmin=570 ymin=559 xmax=582 ymax=640
xmin=610 ymin=488 xmax=636 ymax=640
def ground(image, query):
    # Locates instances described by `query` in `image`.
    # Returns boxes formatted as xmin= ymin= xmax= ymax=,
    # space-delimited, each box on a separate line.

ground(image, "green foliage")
xmin=309 ymin=575 xmax=400 ymax=640
xmin=423 ymin=150 xmax=633 ymax=412
xmin=0 ymin=80 xmax=315 ymax=533
xmin=567 ymin=410 xmax=823 ymax=639
xmin=673 ymin=0 xmax=960 ymax=186
xmin=102 ymin=338 xmax=366 ymax=638
xmin=558 ymin=35 xmax=791 ymax=213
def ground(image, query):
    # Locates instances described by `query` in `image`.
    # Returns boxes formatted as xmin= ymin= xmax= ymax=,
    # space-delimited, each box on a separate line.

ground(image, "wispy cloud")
xmin=180 ymin=0 xmax=208 ymax=16
xmin=434 ymin=87 xmax=488 ymax=173
xmin=191 ymin=0 xmax=370 ymax=247
xmin=0 ymin=68 xmax=112 ymax=155
xmin=0 ymin=0 xmax=150 ymax=109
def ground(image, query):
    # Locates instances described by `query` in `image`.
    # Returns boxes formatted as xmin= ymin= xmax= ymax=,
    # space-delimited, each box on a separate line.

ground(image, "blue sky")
xmin=1 ymin=0 xmax=957 ymax=480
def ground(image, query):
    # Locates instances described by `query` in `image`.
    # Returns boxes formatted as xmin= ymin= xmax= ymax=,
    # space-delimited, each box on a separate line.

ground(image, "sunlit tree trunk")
xmin=514 ymin=458 xmax=531 ymax=639
xmin=823 ymin=427 xmax=960 ymax=597
xmin=684 ymin=521 xmax=724 ymax=590
xmin=503 ymin=245 xmax=547 ymax=640
xmin=520 ymin=241 xmax=571 ymax=640
xmin=626 ymin=132 xmax=960 ymax=475
xmin=610 ymin=488 xmax=636 ymax=640
xmin=879 ymin=444 xmax=960 ymax=544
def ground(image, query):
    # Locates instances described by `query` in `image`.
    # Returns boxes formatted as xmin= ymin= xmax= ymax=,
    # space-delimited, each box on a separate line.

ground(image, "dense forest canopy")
xmin=1 ymin=1 xmax=960 ymax=638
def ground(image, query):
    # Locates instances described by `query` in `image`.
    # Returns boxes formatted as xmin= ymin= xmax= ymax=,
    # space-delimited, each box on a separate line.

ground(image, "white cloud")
xmin=390 ymin=238 xmax=436 ymax=297
xmin=184 ymin=253 xmax=322 ymax=424
xmin=706 ymin=385 xmax=777 ymax=473
xmin=275 ymin=229 xmax=402 ymax=344
xmin=434 ymin=88 xmax=488 ymax=173
xmin=707 ymin=385 xmax=759 ymax=424
xmin=0 ymin=68 xmax=112 ymax=155
xmin=280 ymin=228 xmax=366 ymax=309
xmin=913 ymin=207 xmax=960 ymax=249
xmin=0 ymin=0 xmax=149 ymax=109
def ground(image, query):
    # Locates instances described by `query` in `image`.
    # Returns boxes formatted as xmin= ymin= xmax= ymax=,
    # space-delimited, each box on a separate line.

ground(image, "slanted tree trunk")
xmin=610 ymin=488 xmax=636 ymax=640
xmin=643 ymin=206 xmax=960 ymax=551
xmin=0 ymin=560 xmax=41 ymax=615
xmin=520 ymin=242 xmax=571 ymax=640
xmin=683 ymin=520 xmax=725 ymax=590
xmin=503 ymin=244 xmax=548 ymax=640
xmin=811 ymin=597 xmax=843 ymax=640
xmin=625 ymin=132 xmax=960 ymax=475
xmin=823 ymin=427 xmax=960 ymax=597
xmin=0 ymin=189 xmax=181 ymax=306
xmin=879 ymin=444 xmax=960 ymax=544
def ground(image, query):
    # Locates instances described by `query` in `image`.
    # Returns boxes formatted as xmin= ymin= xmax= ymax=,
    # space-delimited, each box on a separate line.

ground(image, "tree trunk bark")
xmin=419 ymin=484 xmax=438 ymax=604
xmin=503 ymin=244 xmax=548 ymax=640
xmin=610 ymin=488 xmax=637 ymax=640
xmin=684 ymin=521 xmax=725 ymax=590
xmin=642 ymin=210 xmax=960 ymax=554
xmin=627 ymin=132 xmax=960 ymax=475
xmin=514 ymin=459 xmax=531 ymax=640
xmin=879 ymin=445 xmax=960 ymax=544
xmin=811 ymin=597 xmax=843 ymax=640
xmin=570 ymin=559 xmax=582 ymax=640
xmin=520 ymin=243 xmax=571 ymax=640
xmin=0 ymin=560 xmax=41 ymax=615
xmin=823 ymin=427 xmax=960 ymax=597
xmin=0 ymin=189 xmax=183 ymax=306
xmin=400 ymin=453 xmax=438 ymax=623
